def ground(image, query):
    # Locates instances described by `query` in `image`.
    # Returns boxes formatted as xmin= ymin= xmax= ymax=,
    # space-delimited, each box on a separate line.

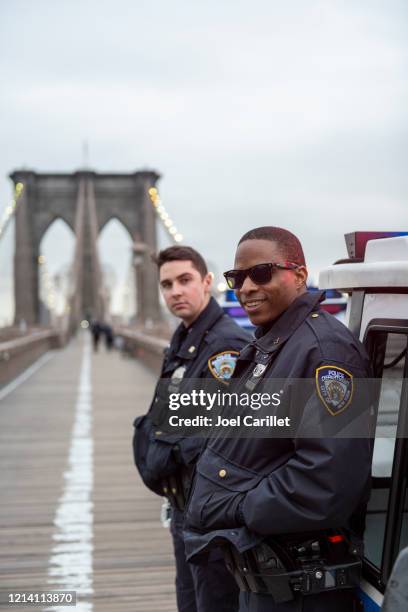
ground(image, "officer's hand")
xmin=186 ymin=490 xmax=246 ymax=531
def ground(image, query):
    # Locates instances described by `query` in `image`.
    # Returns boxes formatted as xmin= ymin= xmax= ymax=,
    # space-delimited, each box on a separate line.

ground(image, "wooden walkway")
xmin=0 ymin=333 xmax=176 ymax=611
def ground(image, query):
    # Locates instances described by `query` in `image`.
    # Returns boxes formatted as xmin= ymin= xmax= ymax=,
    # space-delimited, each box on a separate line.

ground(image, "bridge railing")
xmin=0 ymin=330 xmax=66 ymax=388
xmin=114 ymin=327 xmax=168 ymax=373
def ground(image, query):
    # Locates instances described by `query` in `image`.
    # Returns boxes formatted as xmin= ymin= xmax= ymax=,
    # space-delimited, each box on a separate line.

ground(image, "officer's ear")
xmin=203 ymin=272 xmax=213 ymax=293
xmin=294 ymin=265 xmax=308 ymax=290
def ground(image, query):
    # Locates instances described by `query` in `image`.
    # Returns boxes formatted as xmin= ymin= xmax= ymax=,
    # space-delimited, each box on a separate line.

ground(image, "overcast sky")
xmin=0 ymin=0 xmax=407 ymax=323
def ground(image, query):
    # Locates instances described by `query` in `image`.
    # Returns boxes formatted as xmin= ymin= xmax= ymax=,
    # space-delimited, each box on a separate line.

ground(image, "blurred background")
xmin=1 ymin=0 xmax=407 ymax=326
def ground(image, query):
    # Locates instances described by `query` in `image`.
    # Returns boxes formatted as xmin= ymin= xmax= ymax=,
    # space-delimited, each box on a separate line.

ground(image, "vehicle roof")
xmin=319 ymin=236 xmax=408 ymax=291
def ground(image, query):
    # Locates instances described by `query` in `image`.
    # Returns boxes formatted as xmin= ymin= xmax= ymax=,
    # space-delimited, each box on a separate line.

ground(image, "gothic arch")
xmin=10 ymin=169 xmax=161 ymax=326
xmin=38 ymin=215 xmax=75 ymax=246
xmin=98 ymin=215 xmax=134 ymax=241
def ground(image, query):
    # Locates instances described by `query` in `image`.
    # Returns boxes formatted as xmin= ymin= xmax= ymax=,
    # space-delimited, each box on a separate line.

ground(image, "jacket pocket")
xmin=185 ymin=447 xmax=263 ymax=530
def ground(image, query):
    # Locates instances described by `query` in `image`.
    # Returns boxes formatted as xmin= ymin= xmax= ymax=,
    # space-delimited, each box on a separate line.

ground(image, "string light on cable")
xmin=0 ymin=182 xmax=24 ymax=242
xmin=38 ymin=254 xmax=57 ymax=314
xmin=148 ymin=187 xmax=184 ymax=243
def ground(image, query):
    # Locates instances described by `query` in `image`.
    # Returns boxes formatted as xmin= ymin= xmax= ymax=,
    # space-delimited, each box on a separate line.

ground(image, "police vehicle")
xmin=220 ymin=288 xmax=348 ymax=329
xmin=219 ymin=288 xmax=254 ymax=330
xmin=319 ymin=231 xmax=408 ymax=611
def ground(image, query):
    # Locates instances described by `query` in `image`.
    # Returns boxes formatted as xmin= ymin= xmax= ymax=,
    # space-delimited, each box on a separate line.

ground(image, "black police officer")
xmin=183 ymin=227 xmax=373 ymax=612
xmin=133 ymin=246 xmax=251 ymax=612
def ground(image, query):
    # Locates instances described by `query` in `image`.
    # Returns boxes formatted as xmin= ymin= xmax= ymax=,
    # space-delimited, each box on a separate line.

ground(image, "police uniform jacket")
xmin=183 ymin=291 xmax=373 ymax=561
xmin=133 ymin=296 xmax=251 ymax=498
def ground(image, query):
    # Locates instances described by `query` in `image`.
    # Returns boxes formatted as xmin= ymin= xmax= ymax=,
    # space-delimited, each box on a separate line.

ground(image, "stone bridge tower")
xmin=10 ymin=169 xmax=161 ymax=327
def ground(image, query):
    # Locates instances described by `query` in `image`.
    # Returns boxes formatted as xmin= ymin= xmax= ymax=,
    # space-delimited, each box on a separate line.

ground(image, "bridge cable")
xmin=0 ymin=182 xmax=24 ymax=242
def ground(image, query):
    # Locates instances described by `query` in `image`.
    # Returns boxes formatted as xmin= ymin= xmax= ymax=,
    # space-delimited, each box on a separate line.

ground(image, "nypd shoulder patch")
xmin=208 ymin=351 xmax=240 ymax=384
xmin=316 ymin=365 xmax=354 ymax=416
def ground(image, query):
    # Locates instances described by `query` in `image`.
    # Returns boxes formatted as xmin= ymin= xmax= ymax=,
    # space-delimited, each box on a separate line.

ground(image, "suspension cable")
xmin=0 ymin=182 xmax=24 ymax=242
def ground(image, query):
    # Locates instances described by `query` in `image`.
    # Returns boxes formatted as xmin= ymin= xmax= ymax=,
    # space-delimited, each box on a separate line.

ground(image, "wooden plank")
xmin=0 ymin=334 xmax=177 ymax=611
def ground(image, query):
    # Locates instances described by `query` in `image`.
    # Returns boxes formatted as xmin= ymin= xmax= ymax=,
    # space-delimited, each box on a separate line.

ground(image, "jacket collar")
xmin=172 ymin=296 xmax=224 ymax=361
xmin=253 ymin=290 xmax=325 ymax=354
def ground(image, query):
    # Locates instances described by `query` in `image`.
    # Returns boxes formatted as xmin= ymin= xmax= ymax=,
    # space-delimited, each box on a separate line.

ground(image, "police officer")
xmin=133 ymin=245 xmax=251 ymax=612
xmin=183 ymin=227 xmax=373 ymax=611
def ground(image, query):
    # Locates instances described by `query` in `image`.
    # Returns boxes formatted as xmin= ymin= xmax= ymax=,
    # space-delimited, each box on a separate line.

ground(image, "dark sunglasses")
xmin=223 ymin=262 xmax=300 ymax=290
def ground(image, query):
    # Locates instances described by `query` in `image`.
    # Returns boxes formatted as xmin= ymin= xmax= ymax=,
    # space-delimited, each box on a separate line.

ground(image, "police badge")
xmin=316 ymin=365 xmax=354 ymax=415
xmin=168 ymin=365 xmax=187 ymax=393
xmin=252 ymin=363 xmax=267 ymax=377
xmin=208 ymin=351 xmax=240 ymax=384
xmin=171 ymin=365 xmax=187 ymax=381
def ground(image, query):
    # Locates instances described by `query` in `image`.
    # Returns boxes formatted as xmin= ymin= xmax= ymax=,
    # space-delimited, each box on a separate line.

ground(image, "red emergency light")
xmin=327 ymin=535 xmax=345 ymax=544
xmin=345 ymin=232 xmax=408 ymax=260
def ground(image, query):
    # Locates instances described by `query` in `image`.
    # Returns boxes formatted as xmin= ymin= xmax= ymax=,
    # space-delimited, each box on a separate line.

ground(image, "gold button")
xmin=172 ymin=487 xmax=177 ymax=494
xmin=155 ymin=430 xmax=162 ymax=435
xmin=163 ymin=486 xmax=168 ymax=494
xmin=219 ymin=469 xmax=227 ymax=478
xmin=188 ymin=346 xmax=196 ymax=353
xmin=311 ymin=313 xmax=319 ymax=318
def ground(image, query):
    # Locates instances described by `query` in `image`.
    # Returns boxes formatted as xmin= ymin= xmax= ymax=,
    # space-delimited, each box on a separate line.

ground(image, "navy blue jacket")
xmin=184 ymin=291 xmax=373 ymax=561
xmin=133 ymin=297 xmax=251 ymax=497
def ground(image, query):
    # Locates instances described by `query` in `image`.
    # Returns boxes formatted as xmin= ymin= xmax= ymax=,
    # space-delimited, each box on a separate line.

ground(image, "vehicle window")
xmin=364 ymin=332 xmax=407 ymax=569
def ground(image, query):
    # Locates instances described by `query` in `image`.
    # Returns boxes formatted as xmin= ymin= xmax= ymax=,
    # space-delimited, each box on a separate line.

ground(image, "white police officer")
xmin=134 ymin=245 xmax=251 ymax=612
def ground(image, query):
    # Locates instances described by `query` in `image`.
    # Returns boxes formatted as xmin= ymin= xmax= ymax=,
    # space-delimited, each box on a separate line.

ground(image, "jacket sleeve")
xmin=242 ymin=437 xmax=372 ymax=535
xmin=241 ymin=367 xmax=373 ymax=535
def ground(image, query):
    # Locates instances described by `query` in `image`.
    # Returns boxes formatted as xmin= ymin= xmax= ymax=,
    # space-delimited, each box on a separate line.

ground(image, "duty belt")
xmin=223 ymin=530 xmax=363 ymax=604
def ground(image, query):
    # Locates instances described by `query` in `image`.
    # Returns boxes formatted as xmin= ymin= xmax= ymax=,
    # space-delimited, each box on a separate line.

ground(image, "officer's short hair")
xmin=153 ymin=246 xmax=208 ymax=278
xmin=238 ymin=226 xmax=306 ymax=266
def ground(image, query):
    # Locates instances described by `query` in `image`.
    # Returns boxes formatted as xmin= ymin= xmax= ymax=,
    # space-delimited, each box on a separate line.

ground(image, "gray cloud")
xmin=0 ymin=0 xmax=407 ymax=321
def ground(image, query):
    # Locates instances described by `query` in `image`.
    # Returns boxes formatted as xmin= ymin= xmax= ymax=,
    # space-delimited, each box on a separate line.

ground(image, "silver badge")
xmin=171 ymin=365 xmax=187 ymax=381
xmin=252 ymin=364 xmax=267 ymax=377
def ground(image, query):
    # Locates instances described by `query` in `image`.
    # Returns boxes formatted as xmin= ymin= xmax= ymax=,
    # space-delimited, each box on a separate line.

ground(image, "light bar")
xmin=345 ymin=231 xmax=408 ymax=259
